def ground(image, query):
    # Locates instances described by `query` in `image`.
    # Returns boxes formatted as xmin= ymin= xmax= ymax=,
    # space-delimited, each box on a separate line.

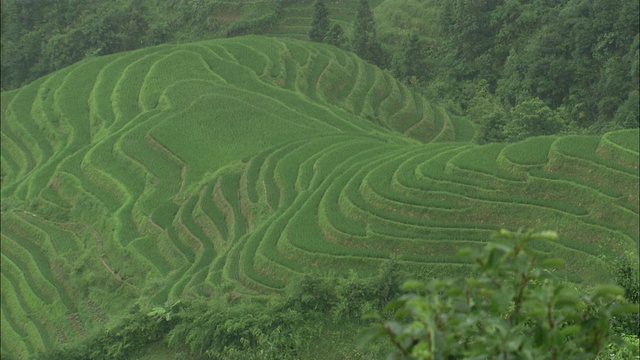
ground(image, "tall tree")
xmin=404 ymin=32 xmax=430 ymax=82
xmin=309 ymin=0 xmax=330 ymax=42
xmin=503 ymin=98 xmax=565 ymax=141
xmin=353 ymin=0 xmax=385 ymax=66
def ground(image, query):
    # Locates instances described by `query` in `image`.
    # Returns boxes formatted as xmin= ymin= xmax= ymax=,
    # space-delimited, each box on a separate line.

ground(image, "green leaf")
xmin=610 ymin=303 xmax=639 ymax=316
xmin=592 ymin=285 xmax=625 ymax=298
xmin=432 ymin=280 xmax=451 ymax=291
xmin=554 ymin=295 xmax=579 ymax=308
xmin=147 ymin=307 xmax=165 ymax=317
xmin=402 ymin=280 xmax=425 ymax=292
xmin=356 ymin=327 xmax=384 ymax=349
xmin=362 ymin=312 xmax=382 ymax=321
xmin=385 ymin=299 xmax=406 ymax=312
xmin=559 ymin=324 xmax=581 ymax=336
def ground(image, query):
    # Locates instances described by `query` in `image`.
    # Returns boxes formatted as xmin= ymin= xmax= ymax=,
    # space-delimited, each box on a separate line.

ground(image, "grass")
xmin=1 ymin=35 xmax=638 ymax=359
xmin=501 ymin=135 xmax=557 ymax=166
xmin=139 ymin=50 xmax=225 ymax=111
xmin=598 ymin=128 xmax=640 ymax=169
xmin=1 ymin=273 xmax=44 ymax=354
xmin=448 ymin=143 xmax=527 ymax=182
xmin=198 ymin=182 xmax=230 ymax=241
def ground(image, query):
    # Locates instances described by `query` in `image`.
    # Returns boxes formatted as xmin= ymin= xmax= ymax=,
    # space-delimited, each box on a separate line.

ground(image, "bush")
xmin=610 ymin=253 xmax=640 ymax=337
xmin=504 ymin=98 xmax=566 ymax=142
xmin=364 ymin=229 xmax=639 ymax=359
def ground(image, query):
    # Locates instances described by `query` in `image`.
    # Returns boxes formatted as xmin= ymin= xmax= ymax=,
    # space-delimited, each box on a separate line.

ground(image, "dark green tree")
xmin=309 ymin=0 xmax=330 ymax=42
xmin=325 ymin=23 xmax=346 ymax=48
xmin=610 ymin=253 xmax=640 ymax=336
xmin=504 ymin=98 xmax=566 ymax=141
xmin=403 ymin=32 xmax=431 ymax=83
xmin=439 ymin=0 xmax=502 ymax=81
xmin=614 ymin=90 xmax=640 ymax=128
xmin=353 ymin=0 xmax=385 ymax=66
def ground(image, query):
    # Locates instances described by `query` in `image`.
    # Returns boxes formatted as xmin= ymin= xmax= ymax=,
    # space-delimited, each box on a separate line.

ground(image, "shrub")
xmin=504 ymin=98 xmax=566 ymax=142
xmin=364 ymin=229 xmax=639 ymax=359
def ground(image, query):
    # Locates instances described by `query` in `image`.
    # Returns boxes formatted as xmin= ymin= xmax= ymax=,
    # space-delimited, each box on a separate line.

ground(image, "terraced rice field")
xmin=1 ymin=36 xmax=638 ymax=358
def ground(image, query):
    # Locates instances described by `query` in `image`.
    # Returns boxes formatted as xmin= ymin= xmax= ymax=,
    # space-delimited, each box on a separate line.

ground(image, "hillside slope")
xmin=1 ymin=36 xmax=638 ymax=358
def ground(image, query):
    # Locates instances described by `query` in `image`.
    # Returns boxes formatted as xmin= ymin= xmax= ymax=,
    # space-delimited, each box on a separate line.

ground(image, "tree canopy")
xmin=309 ymin=0 xmax=330 ymax=42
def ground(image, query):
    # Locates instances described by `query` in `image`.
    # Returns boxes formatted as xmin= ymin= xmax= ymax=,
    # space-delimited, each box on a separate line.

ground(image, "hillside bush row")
xmin=21 ymin=230 xmax=639 ymax=360
xmin=28 ymin=261 xmax=405 ymax=360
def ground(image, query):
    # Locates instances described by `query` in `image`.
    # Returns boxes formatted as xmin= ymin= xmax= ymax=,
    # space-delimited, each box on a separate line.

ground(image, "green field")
xmin=1 ymin=36 xmax=638 ymax=358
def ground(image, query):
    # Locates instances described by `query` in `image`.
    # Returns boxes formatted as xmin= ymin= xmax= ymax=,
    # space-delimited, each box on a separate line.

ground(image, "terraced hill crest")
xmin=1 ymin=36 xmax=638 ymax=358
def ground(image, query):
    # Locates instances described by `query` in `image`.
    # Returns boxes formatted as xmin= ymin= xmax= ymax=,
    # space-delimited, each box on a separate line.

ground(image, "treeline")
xmin=0 ymin=0 xmax=283 ymax=91
xmin=309 ymin=0 xmax=640 ymax=143
xmin=308 ymin=0 xmax=388 ymax=74
xmin=30 ymin=263 xmax=404 ymax=360
xmin=378 ymin=0 xmax=639 ymax=141
xmin=302 ymin=0 xmax=639 ymax=141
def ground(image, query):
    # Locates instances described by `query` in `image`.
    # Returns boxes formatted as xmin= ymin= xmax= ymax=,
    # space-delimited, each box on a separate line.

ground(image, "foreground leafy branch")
xmin=364 ymin=229 xmax=639 ymax=359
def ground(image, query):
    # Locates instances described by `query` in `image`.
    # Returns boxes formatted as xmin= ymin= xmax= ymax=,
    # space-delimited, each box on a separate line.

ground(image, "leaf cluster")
xmin=365 ymin=229 xmax=639 ymax=359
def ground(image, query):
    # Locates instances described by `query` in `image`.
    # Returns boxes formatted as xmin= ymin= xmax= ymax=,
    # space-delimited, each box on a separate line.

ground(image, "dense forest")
xmin=377 ymin=0 xmax=640 ymax=142
xmin=2 ymin=0 xmax=639 ymax=141
xmin=0 ymin=0 xmax=282 ymax=90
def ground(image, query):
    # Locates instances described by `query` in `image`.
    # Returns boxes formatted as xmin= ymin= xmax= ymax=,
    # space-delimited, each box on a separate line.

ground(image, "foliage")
xmin=0 ymin=0 xmax=282 ymax=90
xmin=504 ymin=98 xmax=566 ymax=142
xmin=609 ymin=253 xmax=640 ymax=336
xmin=309 ymin=0 xmax=330 ymax=43
xmin=374 ymin=0 xmax=639 ymax=137
xmin=34 ymin=306 xmax=177 ymax=360
xmin=353 ymin=0 xmax=387 ymax=67
xmin=166 ymin=299 xmax=303 ymax=359
xmin=325 ymin=23 xmax=346 ymax=48
xmin=224 ymin=0 xmax=284 ymax=37
xmin=283 ymin=260 xmax=405 ymax=321
xmin=1 ymin=0 xmax=150 ymax=90
xmin=464 ymin=81 xmax=569 ymax=143
xmin=147 ymin=300 xmax=183 ymax=323
xmin=365 ymin=229 xmax=639 ymax=359
xmin=31 ymin=263 xmax=405 ymax=359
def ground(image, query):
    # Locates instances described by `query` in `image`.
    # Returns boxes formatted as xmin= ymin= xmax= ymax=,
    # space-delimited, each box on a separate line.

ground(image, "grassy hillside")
xmin=1 ymin=36 xmax=638 ymax=358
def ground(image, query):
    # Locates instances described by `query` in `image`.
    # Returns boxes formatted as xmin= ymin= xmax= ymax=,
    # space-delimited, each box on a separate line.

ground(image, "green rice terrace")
xmin=0 ymin=35 xmax=638 ymax=358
